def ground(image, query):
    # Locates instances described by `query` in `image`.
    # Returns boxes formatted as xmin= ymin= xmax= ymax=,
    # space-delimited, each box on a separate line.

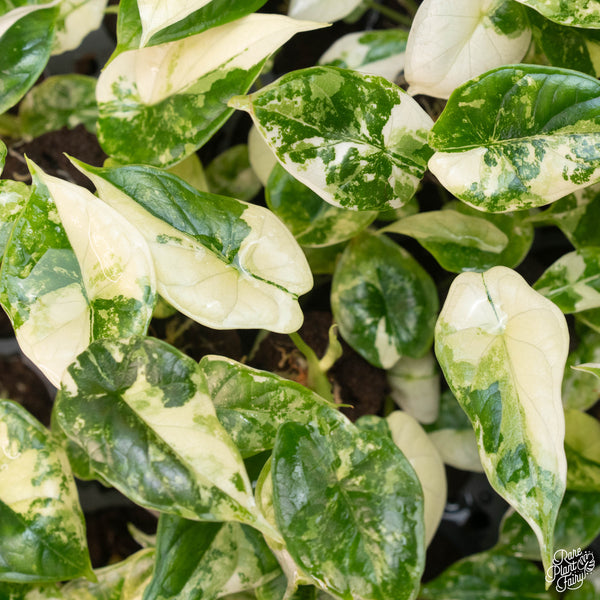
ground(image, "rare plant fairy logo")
xmin=546 ymin=548 xmax=596 ymax=591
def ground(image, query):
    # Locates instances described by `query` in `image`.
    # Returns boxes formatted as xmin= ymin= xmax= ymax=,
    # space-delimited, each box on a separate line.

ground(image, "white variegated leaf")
xmin=515 ymin=0 xmax=600 ymax=29
xmin=0 ymin=0 xmax=59 ymax=39
xmin=288 ymin=0 xmax=363 ymax=22
xmin=53 ymin=0 xmax=108 ymax=55
xmin=248 ymin=125 xmax=277 ymax=187
xmin=405 ymin=0 xmax=531 ymax=99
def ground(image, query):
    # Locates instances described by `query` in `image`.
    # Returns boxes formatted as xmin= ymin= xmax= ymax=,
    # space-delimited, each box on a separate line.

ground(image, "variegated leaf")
xmin=562 ymin=324 xmax=600 ymax=411
xmin=200 ymin=355 xmax=335 ymax=458
xmin=98 ymin=14 xmax=324 ymax=167
xmin=288 ymin=0 xmax=363 ymax=22
xmin=515 ymin=0 xmax=600 ymax=28
xmin=229 ymin=66 xmax=434 ymax=211
xmin=564 ymin=408 xmax=600 ymax=492
xmin=61 ymin=548 xmax=155 ymax=599
xmin=435 ymin=266 xmax=569 ymax=575
xmin=386 ymin=411 xmax=446 ymax=546
xmin=0 ymin=1 xmax=59 ymax=113
xmin=54 ymin=336 xmax=276 ymax=537
xmin=0 ymin=399 xmax=92 ymax=582
xmin=0 ymin=162 xmax=156 ymax=387
xmin=19 ymin=75 xmax=98 ymax=138
xmin=144 ymin=515 xmax=280 ymax=600
xmin=319 ymin=29 xmax=408 ymax=82
xmin=495 ymin=490 xmax=600 ymax=561
xmin=534 ymin=248 xmax=600 ymax=313
xmin=0 ymin=180 xmax=29 ymax=259
xmin=405 ymin=0 xmax=531 ymax=99
xmin=266 ymin=164 xmax=376 ymax=248
xmin=387 ymin=353 xmax=440 ymax=424
xmin=52 ymin=0 xmax=107 ymax=54
xmin=205 ymin=144 xmax=261 ymax=202
xmin=419 ymin=552 xmax=556 ymax=600
xmin=0 ymin=581 xmax=64 ymax=599
xmin=272 ymin=410 xmax=425 ymax=600
xmin=331 ymin=230 xmax=438 ymax=369
xmin=429 ymin=65 xmax=600 ymax=212
xmin=73 ymin=160 xmax=313 ymax=333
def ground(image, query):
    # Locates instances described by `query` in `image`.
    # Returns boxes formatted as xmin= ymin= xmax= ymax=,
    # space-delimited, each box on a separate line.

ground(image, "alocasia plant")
xmin=1 ymin=0 xmax=600 ymax=598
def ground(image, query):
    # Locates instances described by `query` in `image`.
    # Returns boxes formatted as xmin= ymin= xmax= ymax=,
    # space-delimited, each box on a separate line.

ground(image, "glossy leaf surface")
xmin=331 ymin=231 xmax=438 ymax=369
xmin=54 ymin=337 xmax=271 ymax=533
xmin=230 ymin=66 xmax=433 ymax=211
xmin=266 ymin=165 xmax=376 ymax=248
xmin=0 ymin=162 xmax=156 ymax=386
xmin=435 ymin=266 xmax=569 ymax=574
xmin=405 ymin=0 xmax=531 ymax=99
xmin=98 ymin=14 xmax=322 ymax=167
xmin=53 ymin=0 xmax=107 ymax=54
xmin=516 ymin=0 xmax=600 ymax=28
xmin=534 ymin=248 xmax=600 ymax=313
xmin=0 ymin=180 xmax=29 ymax=259
xmin=200 ymin=355 xmax=334 ymax=458
xmin=75 ymin=161 xmax=312 ymax=333
xmin=272 ymin=411 xmax=425 ymax=600
xmin=429 ymin=65 xmax=600 ymax=212
xmin=0 ymin=400 xmax=92 ymax=582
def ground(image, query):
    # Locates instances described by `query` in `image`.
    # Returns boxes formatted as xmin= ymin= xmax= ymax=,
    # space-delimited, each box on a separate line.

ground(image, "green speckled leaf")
xmin=61 ymin=548 xmax=155 ymax=600
xmin=144 ymin=514 xmax=279 ymax=600
xmin=19 ymin=75 xmax=98 ymax=138
xmin=74 ymin=160 xmax=312 ymax=333
xmin=564 ymin=409 xmax=600 ymax=492
xmin=331 ymin=230 xmax=438 ymax=369
xmin=562 ymin=324 xmax=600 ymax=410
xmin=435 ymin=266 xmax=569 ymax=575
xmin=405 ymin=0 xmax=531 ymax=99
xmin=429 ymin=65 xmax=600 ymax=212
xmin=0 ymin=2 xmax=59 ymax=113
xmin=200 ymin=355 xmax=334 ymax=458
xmin=534 ymin=247 xmax=600 ymax=313
xmin=0 ymin=581 xmax=64 ymax=599
xmin=205 ymin=144 xmax=261 ymax=202
xmin=98 ymin=14 xmax=323 ymax=167
xmin=516 ymin=0 xmax=600 ymax=28
xmin=495 ymin=490 xmax=600 ymax=561
xmin=54 ymin=336 xmax=276 ymax=536
xmin=528 ymin=8 xmax=600 ymax=77
xmin=319 ymin=29 xmax=408 ymax=82
xmin=0 ymin=180 xmax=29 ymax=259
xmin=272 ymin=411 xmax=424 ymax=600
xmin=229 ymin=66 xmax=433 ymax=211
xmin=53 ymin=0 xmax=107 ymax=55
xmin=0 ymin=399 xmax=92 ymax=582
xmin=266 ymin=164 xmax=376 ymax=248
xmin=419 ymin=551 xmax=555 ymax=599
xmin=0 ymin=162 xmax=156 ymax=387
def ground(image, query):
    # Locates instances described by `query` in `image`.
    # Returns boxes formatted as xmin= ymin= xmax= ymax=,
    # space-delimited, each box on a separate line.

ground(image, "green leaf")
xmin=386 ymin=352 xmax=440 ymax=424
xmin=61 ymin=548 xmax=155 ymax=600
xmin=534 ymin=248 xmax=600 ymax=313
xmin=386 ymin=411 xmax=446 ymax=546
xmin=272 ymin=410 xmax=425 ymax=600
xmin=144 ymin=514 xmax=279 ymax=600
xmin=53 ymin=0 xmax=107 ymax=55
xmin=98 ymin=14 xmax=324 ymax=167
xmin=0 ymin=2 xmax=59 ymax=113
xmin=405 ymin=0 xmax=531 ymax=99
xmin=266 ymin=164 xmax=376 ymax=248
xmin=167 ymin=153 xmax=209 ymax=193
xmin=74 ymin=160 xmax=313 ymax=333
xmin=435 ymin=266 xmax=569 ymax=575
xmin=0 ymin=399 xmax=92 ymax=582
xmin=429 ymin=65 xmax=600 ymax=212
xmin=562 ymin=324 xmax=600 ymax=410
xmin=229 ymin=66 xmax=433 ymax=212
xmin=199 ymin=355 xmax=335 ymax=458
xmin=0 ymin=180 xmax=29 ymax=260
xmin=527 ymin=8 xmax=600 ymax=78
xmin=564 ymin=409 xmax=600 ymax=492
xmin=0 ymin=162 xmax=156 ymax=386
xmin=495 ymin=490 xmax=600 ymax=561
xmin=331 ymin=230 xmax=438 ymax=369
xmin=319 ymin=29 xmax=408 ymax=82
xmin=0 ymin=138 xmax=6 ymax=170
xmin=19 ymin=75 xmax=98 ymax=138
xmin=515 ymin=0 xmax=600 ymax=29
xmin=54 ymin=336 xmax=275 ymax=536
xmin=205 ymin=144 xmax=262 ymax=202
xmin=419 ymin=551 xmax=555 ymax=599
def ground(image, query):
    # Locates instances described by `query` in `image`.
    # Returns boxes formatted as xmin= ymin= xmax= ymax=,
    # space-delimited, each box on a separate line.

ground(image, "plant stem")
xmin=396 ymin=0 xmax=418 ymax=17
xmin=365 ymin=1 xmax=413 ymax=26
xmin=289 ymin=332 xmax=334 ymax=403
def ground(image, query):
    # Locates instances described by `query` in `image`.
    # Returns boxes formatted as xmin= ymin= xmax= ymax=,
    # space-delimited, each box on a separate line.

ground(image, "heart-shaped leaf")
xmin=435 ymin=266 xmax=569 ymax=575
xmin=429 ymin=65 xmax=600 ymax=212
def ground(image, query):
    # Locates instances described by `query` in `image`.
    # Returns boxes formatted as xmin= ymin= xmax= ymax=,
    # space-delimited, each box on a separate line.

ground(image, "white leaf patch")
xmin=0 ymin=0 xmax=59 ymax=40
xmin=53 ymin=0 xmax=108 ymax=55
xmin=288 ymin=0 xmax=362 ymax=22
xmin=405 ymin=0 xmax=531 ymax=99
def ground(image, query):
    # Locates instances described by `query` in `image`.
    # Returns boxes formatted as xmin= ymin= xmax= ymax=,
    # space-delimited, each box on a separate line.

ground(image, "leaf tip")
xmin=228 ymin=94 xmax=252 ymax=112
